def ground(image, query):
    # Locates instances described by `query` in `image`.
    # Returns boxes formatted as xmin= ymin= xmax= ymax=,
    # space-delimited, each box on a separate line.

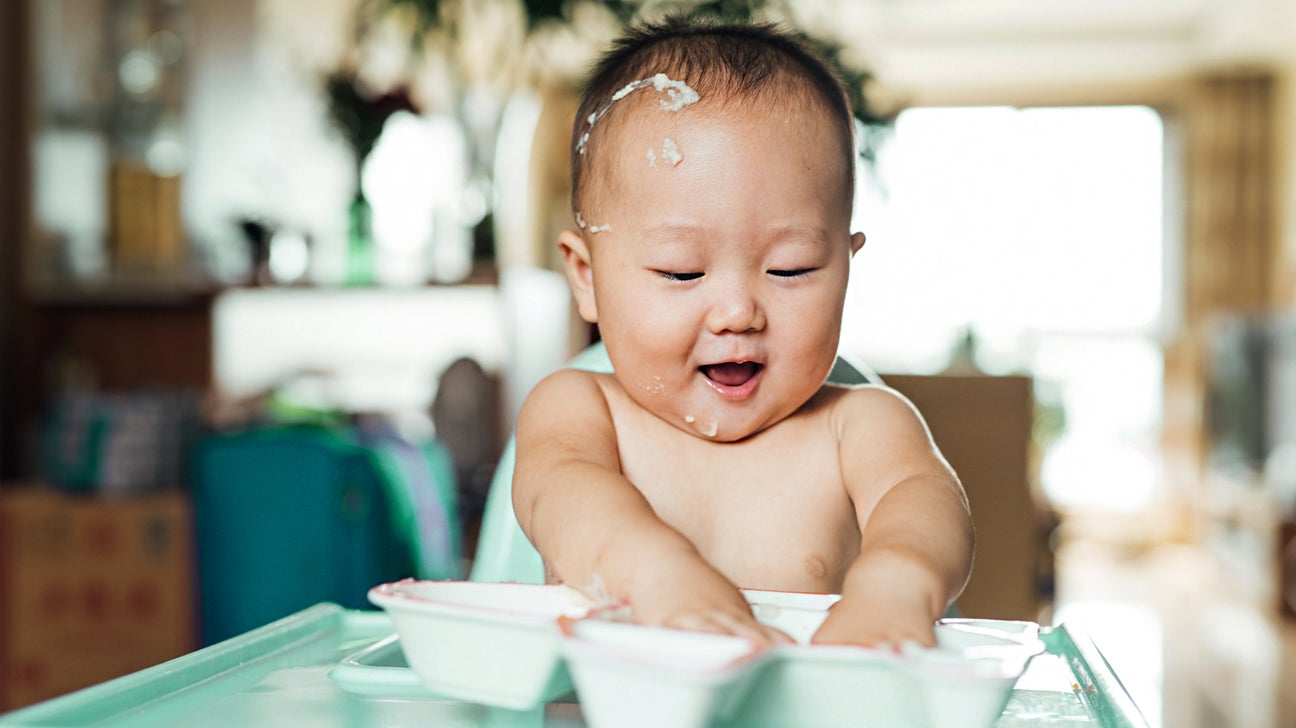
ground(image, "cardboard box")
xmin=881 ymin=374 xmax=1045 ymax=622
xmin=0 ymin=488 xmax=197 ymax=711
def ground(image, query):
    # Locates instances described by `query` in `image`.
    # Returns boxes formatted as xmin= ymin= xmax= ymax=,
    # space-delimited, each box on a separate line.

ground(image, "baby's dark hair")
xmin=570 ymin=15 xmax=857 ymax=215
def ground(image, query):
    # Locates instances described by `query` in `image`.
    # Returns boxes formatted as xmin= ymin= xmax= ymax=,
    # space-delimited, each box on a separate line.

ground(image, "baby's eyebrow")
xmin=639 ymin=224 xmax=835 ymax=246
xmin=769 ymin=225 xmax=833 ymax=246
xmin=640 ymin=224 xmax=708 ymax=244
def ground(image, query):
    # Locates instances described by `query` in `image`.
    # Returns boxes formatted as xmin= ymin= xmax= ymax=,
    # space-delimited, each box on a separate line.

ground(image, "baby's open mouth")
xmin=700 ymin=361 xmax=763 ymax=387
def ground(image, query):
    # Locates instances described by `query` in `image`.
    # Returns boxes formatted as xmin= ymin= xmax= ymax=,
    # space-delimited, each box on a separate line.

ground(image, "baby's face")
xmin=568 ymin=94 xmax=862 ymax=442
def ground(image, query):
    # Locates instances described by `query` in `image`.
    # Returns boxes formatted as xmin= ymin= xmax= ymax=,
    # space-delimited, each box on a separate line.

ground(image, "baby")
xmin=513 ymin=16 xmax=974 ymax=649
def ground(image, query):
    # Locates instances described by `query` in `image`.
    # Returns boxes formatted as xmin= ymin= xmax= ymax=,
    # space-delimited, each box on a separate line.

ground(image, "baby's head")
xmin=570 ymin=15 xmax=857 ymax=223
xmin=559 ymin=16 xmax=867 ymax=442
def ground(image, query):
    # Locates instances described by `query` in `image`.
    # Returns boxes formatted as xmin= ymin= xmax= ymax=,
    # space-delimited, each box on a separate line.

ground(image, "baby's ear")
xmin=850 ymin=232 xmax=866 ymax=255
xmin=558 ymin=230 xmax=599 ymax=323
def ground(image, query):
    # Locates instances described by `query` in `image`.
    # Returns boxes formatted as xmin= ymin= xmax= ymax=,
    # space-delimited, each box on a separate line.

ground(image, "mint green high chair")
xmin=469 ymin=342 xmax=880 ymax=583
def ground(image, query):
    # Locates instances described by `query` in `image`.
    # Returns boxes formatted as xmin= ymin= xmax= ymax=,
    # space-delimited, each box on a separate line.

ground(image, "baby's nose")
xmin=705 ymin=286 xmax=766 ymax=335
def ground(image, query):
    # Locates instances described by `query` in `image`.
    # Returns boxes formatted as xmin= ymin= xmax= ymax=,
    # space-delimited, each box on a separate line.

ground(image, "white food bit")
xmin=575 ymin=74 xmax=700 ymax=155
xmin=698 ymin=420 xmax=718 ymax=438
xmin=583 ymin=573 xmax=613 ymax=606
xmin=651 ymin=73 xmax=700 ymax=111
xmin=643 ymin=376 xmax=666 ymax=396
xmin=661 ymin=137 xmax=683 ymax=167
xmin=576 ymin=210 xmax=611 ymax=233
xmin=611 ymin=79 xmax=649 ymax=102
xmin=684 ymin=414 xmax=695 ymax=424
xmin=647 ymin=147 xmax=657 ymax=168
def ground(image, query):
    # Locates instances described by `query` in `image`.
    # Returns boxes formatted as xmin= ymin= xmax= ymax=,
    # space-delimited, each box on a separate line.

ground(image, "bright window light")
xmin=843 ymin=106 xmax=1167 ymax=512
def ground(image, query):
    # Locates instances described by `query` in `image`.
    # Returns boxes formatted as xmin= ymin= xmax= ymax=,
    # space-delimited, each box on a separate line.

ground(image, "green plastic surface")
xmin=0 ymin=604 xmax=1147 ymax=727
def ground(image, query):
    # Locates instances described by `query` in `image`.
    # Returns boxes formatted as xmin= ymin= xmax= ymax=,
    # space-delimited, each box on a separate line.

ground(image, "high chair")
xmin=469 ymin=342 xmax=880 ymax=583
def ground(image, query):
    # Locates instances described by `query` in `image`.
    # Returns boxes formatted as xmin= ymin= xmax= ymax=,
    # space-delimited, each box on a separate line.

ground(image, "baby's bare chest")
xmin=615 ymin=419 xmax=861 ymax=592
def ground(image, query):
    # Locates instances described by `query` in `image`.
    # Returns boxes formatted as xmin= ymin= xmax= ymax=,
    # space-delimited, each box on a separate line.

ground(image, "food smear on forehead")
xmin=649 ymin=73 xmax=700 ymax=111
xmin=647 ymin=147 xmax=658 ymax=168
xmin=576 ymin=73 xmax=701 ymax=155
xmin=574 ymin=210 xmax=612 ymax=234
xmin=661 ymin=137 xmax=683 ymax=167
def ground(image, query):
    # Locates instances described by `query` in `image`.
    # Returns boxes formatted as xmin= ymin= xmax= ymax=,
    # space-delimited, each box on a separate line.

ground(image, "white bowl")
xmin=730 ymin=591 xmax=1046 ymax=728
xmin=558 ymin=612 xmax=766 ymax=728
xmin=367 ymin=579 xmax=592 ymax=709
xmin=741 ymin=588 xmax=839 ymax=643
xmin=560 ymin=588 xmax=1044 ymax=728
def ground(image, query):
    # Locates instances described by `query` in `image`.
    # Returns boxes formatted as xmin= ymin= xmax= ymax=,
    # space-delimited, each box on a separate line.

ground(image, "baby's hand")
xmin=810 ymin=590 xmax=938 ymax=649
xmin=628 ymin=555 xmax=792 ymax=647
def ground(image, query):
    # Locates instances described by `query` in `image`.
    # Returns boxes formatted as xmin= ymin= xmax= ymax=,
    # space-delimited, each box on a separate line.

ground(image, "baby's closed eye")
xmin=767 ymin=268 xmax=817 ymax=278
xmin=655 ymin=270 xmax=704 ymax=282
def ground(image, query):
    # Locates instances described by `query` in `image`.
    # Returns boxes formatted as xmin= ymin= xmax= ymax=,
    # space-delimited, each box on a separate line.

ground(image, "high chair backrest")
xmin=469 ymin=342 xmax=880 ymax=583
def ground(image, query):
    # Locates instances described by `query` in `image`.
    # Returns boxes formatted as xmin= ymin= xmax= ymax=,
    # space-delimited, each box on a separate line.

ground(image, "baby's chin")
xmin=651 ymin=402 xmax=773 ymax=443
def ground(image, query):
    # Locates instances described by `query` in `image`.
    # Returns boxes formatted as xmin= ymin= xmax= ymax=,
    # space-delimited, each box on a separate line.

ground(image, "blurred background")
xmin=2 ymin=0 xmax=1296 ymax=725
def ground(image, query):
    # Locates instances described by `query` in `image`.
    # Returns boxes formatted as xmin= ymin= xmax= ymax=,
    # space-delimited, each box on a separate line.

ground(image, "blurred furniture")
xmin=191 ymin=426 xmax=459 ymax=645
xmin=883 ymin=374 xmax=1042 ymax=622
xmin=0 ymin=487 xmax=194 ymax=711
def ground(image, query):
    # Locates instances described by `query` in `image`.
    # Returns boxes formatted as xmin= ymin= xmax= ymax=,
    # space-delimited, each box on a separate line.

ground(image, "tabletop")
xmin=0 ymin=603 xmax=1147 ymax=727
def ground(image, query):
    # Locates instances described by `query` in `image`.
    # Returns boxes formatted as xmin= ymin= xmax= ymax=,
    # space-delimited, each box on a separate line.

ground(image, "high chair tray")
xmin=0 ymin=603 xmax=1145 ymax=727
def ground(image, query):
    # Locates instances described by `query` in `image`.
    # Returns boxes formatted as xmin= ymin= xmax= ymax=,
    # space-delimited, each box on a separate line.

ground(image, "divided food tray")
xmin=366 ymin=580 xmax=1051 ymax=728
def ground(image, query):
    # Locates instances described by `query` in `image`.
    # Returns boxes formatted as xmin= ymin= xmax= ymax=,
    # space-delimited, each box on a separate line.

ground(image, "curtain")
xmin=1184 ymin=72 xmax=1278 ymax=317
xmin=1164 ymin=70 xmax=1278 ymax=482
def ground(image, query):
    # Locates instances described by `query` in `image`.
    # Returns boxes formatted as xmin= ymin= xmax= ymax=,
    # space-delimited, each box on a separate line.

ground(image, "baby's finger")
xmin=667 ymin=612 xmax=775 ymax=647
xmin=664 ymin=612 xmax=744 ymax=637
xmin=758 ymin=623 xmax=795 ymax=646
xmin=713 ymin=613 xmax=794 ymax=648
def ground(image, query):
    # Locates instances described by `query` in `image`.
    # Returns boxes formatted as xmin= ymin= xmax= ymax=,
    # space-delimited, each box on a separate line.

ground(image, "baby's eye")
xmin=655 ymin=270 xmax=704 ymax=282
xmin=768 ymin=268 xmax=817 ymax=278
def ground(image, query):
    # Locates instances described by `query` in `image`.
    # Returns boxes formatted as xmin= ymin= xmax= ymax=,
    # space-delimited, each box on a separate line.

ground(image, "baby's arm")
xmin=513 ymin=369 xmax=786 ymax=645
xmin=812 ymin=387 xmax=974 ymax=648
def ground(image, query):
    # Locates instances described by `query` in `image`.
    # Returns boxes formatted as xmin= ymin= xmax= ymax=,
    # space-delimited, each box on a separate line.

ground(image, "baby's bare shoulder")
xmin=815 ymin=383 xmax=932 ymax=443
xmin=818 ymin=383 xmax=921 ymax=420
xmin=519 ymin=369 xmax=618 ymax=429
xmin=525 ymin=367 xmax=595 ymax=403
xmin=516 ymin=369 xmax=627 ymax=467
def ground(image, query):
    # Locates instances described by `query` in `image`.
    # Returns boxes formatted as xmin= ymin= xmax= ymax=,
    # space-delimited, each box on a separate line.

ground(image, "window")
xmin=843 ymin=106 xmax=1168 ymax=512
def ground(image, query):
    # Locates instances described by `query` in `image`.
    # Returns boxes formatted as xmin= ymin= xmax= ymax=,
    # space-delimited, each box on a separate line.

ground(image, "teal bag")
xmin=193 ymin=425 xmax=460 ymax=645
